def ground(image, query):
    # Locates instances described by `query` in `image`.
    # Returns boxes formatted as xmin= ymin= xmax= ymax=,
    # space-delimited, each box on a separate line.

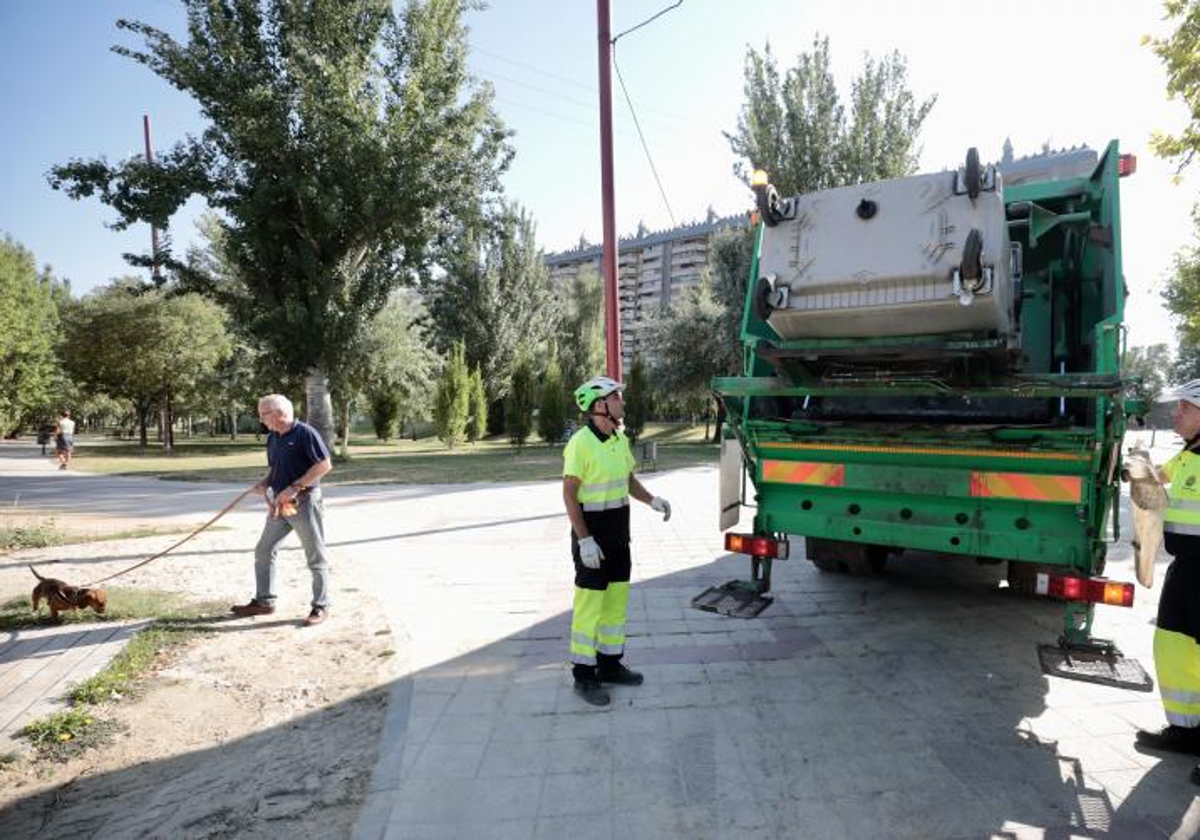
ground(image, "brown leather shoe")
xmin=231 ymin=600 xmax=275 ymax=617
xmin=304 ymin=607 xmax=328 ymax=626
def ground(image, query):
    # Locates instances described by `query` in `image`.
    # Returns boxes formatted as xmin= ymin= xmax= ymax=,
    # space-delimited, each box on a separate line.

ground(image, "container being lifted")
xmin=702 ymin=143 xmax=1151 ymax=690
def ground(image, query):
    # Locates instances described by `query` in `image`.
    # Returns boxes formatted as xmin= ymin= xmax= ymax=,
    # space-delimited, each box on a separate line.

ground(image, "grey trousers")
xmin=254 ymin=490 xmax=331 ymax=608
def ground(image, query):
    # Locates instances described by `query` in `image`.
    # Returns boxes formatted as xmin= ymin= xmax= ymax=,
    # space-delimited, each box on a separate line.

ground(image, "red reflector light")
xmin=1118 ymin=153 xmax=1137 ymax=177
xmin=724 ymin=532 xmax=790 ymax=559
xmin=1034 ymin=572 xmax=1133 ymax=607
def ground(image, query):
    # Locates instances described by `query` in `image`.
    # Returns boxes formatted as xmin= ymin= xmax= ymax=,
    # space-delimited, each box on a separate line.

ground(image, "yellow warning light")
xmin=751 ymin=169 xmax=769 ymax=187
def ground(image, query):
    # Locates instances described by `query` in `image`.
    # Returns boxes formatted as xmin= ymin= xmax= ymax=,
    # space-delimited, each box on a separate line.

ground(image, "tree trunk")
xmin=137 ymin=401 xmax=149 ymax=447
xmin=711 ymin=396 xmax=726 ymax=444
xmin=304 ymin=369 xmax=336 ymax=450
xmin=161 ymin=385 xmax=174 ymax=452
xmin=341 ymin=399 xmax=352 ymax=459
xmin=229 ymin=407 xmax=238 ymax=441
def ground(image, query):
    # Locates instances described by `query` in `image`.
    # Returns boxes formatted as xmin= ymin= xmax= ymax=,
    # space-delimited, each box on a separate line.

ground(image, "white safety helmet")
xmin=573 ymin=376 xmax=625 ymax=413
xmin=1159 ymin=379 xmax=1200 ymax=408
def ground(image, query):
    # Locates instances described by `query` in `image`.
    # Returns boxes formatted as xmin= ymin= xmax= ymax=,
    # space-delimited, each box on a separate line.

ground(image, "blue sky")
xmin=0 ymin=1 xmax=1192 ymax=348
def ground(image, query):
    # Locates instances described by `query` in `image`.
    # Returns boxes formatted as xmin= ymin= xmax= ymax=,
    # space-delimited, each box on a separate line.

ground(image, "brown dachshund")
xmin=29 ymin=566 xmax=107 ymax=621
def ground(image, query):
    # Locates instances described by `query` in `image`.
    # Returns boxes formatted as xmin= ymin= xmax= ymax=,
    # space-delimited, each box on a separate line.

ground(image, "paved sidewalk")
xmin=343 ymin=445 xmax=1200 ymax=840
xmin=0 ymin=620 xmax=151 ymax=753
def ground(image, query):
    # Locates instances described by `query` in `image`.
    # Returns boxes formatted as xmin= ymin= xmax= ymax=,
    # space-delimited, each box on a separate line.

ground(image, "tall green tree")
xmin=62 ymin=281 xmax=232 ymax=446
xmin=557 ymin=268 xmax=605 ymax=400
xmin=643 ymin=278 xmax=730 ymax=442
xmin=48 ymin=0 xmax=511 ymax=446
xmin=536 ymin=357 xmax=567 ymax=444
xmin=468 ymin=366 xmax=488 ymax=443
xmin=336 ymin=291 xmax=439 ymax=456
xmin=433 ymin=341 xmax=470 ymax=449
xmin=623 ymin=355 xmax=651 ymax=443
xmin=1148 ymin=1 xmax=1200 ymax=171
xmin=506 ymin=354 xmax=536 ymax=449
xmin=426 ymin=203 xmax=556 ymax=423
xmin=1123 ymin=344 xmax=1172 ymax=404
xmin=0 ymin=238 xmax=61 ymax=436
xmin=725 ymin=37 xmax=934 ymax=195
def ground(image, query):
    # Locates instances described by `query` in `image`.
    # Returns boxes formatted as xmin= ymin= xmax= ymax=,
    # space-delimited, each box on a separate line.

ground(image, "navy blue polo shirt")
xmin=266 ymin=420 xmax=330 ymax=494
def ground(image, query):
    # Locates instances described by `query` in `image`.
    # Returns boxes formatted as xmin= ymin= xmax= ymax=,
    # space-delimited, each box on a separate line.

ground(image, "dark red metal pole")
xmin=143 ymin=114 xmax=161 ymax=282
xmin=596 ymin=0 xmax=622 ymax=380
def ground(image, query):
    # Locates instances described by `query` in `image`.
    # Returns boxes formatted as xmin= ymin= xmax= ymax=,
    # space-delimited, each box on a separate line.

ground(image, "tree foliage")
xmin=0 ymin=237 xmax=61 ymax=435
xmin=623 ymin=355 xmax=651 ymax=443
xmin=61 ymin=281 xmax=232 ymax=445
xmin=725 ymin=37 xmax=934 ymax=195
xmin=1123 ymin=344 xmax=1172 ymax=404
xmin=468 ymin=366 xmax=488 ymax=443
xmin=536 ymin=357 xmax=567 ymax=445
xmin=1148 ymin=1 xmax=1200 ymax=172
xmin=556 ymin=268 xmax=605 ymax=399
xmin=432 ymin=341 xmax=470 ymax=449
xmin=506 ymin=354 xmax=536 ymax=449
xmin=48 ymin=0 xmax=511 ymax=444
xmin=426 ymin=203 xmax=556 ymax=404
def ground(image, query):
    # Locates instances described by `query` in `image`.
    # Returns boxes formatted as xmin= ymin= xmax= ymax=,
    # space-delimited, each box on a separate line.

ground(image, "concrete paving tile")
xmin=605 ymin=707 xmax=669 ymax=737
xmin=538 ymin=771 xmax=612 ymax=817
xmin=407 ymin=692 xmax=453 ymax=718
xmin=1055 ymin=736 xmax=1145 ymax=772
xmin=382 ymin=821 xmax=455 ymax=840
xmin=550 ymin=711 xmax=611 ymax=741
xmin=491 ymin=714 xmax=556 ymax=743
xmin=533 ymin=814 xmax=614 ymax=840
xmin=478 ymin=740 xmax=552 ymax=778
xmin=426 ymin=714 xmax=494 ymax=745
xmin=459 ymin=777 xmax=543 ymax=823
xmin=443 ymin=691 xmax=505 ymax=716
xmin=540 ymin=736 xmax=612 ymax=774
xmin=453 ymin=819 xmax=536 ymax=840
xmin=402 ymin=741 xmax=487 ymax=780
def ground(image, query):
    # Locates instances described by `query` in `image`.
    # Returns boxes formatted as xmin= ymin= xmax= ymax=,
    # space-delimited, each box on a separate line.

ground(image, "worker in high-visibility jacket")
xmin=1138 ymin=379 xmax=1200 ymax=782
xmin=563 ymin=376 xmax=671 ymax=706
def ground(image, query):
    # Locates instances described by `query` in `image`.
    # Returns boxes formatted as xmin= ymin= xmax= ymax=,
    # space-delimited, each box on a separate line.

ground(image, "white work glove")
xmin=650 ymin=496 xmax=672 ymax=521
xmin=577 ymin=536 xmax=604 ymax=569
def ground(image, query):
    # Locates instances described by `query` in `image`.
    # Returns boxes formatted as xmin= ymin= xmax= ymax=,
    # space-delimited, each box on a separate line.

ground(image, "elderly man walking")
xmin=232 ymin=394 xmax=333 ymax=626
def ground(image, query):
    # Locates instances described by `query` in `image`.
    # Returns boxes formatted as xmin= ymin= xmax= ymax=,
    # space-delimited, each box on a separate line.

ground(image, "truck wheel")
xmin=964 ymin=147 xmax=981 ymax=200
xmin=960 ymin=229 xmax=983 ymax=283
xmin=752 ymin=275 xmax=774 ymax=322
xmin=807 ymin=538 xmax=888 ymax=576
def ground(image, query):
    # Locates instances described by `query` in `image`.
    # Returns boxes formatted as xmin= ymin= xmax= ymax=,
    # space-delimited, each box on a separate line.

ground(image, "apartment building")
xmin=544 ymin=209 xmax=748 ymax=367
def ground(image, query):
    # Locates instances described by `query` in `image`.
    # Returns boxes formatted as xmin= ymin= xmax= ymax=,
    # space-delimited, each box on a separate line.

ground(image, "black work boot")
xmin=1136 ymin=725 xmax=1200 ymax=755
xmin=598 ymin=663 xmax=644 ymax=686
xmin=573 ymin=676 xmax=610 ymax=707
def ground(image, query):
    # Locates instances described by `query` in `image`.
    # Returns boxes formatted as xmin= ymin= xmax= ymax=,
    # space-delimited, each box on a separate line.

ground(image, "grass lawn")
xmin=68 ymin=422 xmax=719 ymax=485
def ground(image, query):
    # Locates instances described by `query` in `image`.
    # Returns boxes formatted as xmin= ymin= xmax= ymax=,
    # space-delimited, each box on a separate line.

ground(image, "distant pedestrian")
xmin=53 ymin=410 xmax=75 ymax=470
xmin=563 ymin=376 xmax=672 ymax=706
xmin=231 ymin=394 xmax=333 ymax=626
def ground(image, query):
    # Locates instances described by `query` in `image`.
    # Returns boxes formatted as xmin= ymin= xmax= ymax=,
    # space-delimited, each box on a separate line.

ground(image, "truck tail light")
xmin=1118 ymin=154 xmax=1137 ymax=177
xmin=725 ymin=533 xmax=790 ymax=559
xmin=1034 ymin=573 xmax=1134 ymax=607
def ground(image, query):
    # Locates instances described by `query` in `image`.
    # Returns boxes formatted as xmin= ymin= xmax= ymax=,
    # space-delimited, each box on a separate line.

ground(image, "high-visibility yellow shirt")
xmin=1164 ymin=449 xmax=1200 ymax=537
xmin=563 ymin=424 xmax=636 ymax=512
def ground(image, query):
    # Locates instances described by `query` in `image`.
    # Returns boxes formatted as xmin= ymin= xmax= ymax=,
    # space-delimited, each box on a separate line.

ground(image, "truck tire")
xmin=964 ymin=147 xmax=981 ymax=200
xmin=807 ymin=538 xmax=888 ymax=576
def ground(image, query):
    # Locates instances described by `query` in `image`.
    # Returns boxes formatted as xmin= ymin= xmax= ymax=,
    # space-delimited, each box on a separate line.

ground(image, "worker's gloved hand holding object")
xmin=650 ymin=496 xmax=672 ymax=521
xmin=578 ymin=536 xmax=604 ymax=569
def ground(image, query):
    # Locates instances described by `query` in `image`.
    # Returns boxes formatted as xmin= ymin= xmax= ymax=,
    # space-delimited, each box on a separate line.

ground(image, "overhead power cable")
xmin=609 ymin=0 xmax=685 ymax=227
xmin=472 ymin=45 xmax=689 ymax=124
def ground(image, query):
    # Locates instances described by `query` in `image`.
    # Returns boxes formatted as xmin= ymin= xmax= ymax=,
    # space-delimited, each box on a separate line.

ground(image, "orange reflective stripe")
xmin=762 ymin=460 xmax=845 ymax=486
xmin=759 ymin=442 xmax=1087 ymax=462
xmin=969 ymin=472 xmax=1082 ymax=502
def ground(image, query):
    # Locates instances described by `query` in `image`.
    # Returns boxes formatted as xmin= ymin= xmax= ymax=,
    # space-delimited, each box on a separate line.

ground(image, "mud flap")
xmin=691 ymin=581 xmax=773 ymax=619
xmin=1037 ymin=639 xmax=1154 ymax=692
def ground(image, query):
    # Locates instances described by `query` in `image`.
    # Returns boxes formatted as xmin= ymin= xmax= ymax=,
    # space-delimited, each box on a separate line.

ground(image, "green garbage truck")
xmin=705 ymin=142 xmax=1146 ymax=677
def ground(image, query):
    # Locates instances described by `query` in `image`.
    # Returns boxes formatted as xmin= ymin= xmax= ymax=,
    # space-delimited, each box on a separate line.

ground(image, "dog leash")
xmin=82 ymin=484 xmax=260 ymax=587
